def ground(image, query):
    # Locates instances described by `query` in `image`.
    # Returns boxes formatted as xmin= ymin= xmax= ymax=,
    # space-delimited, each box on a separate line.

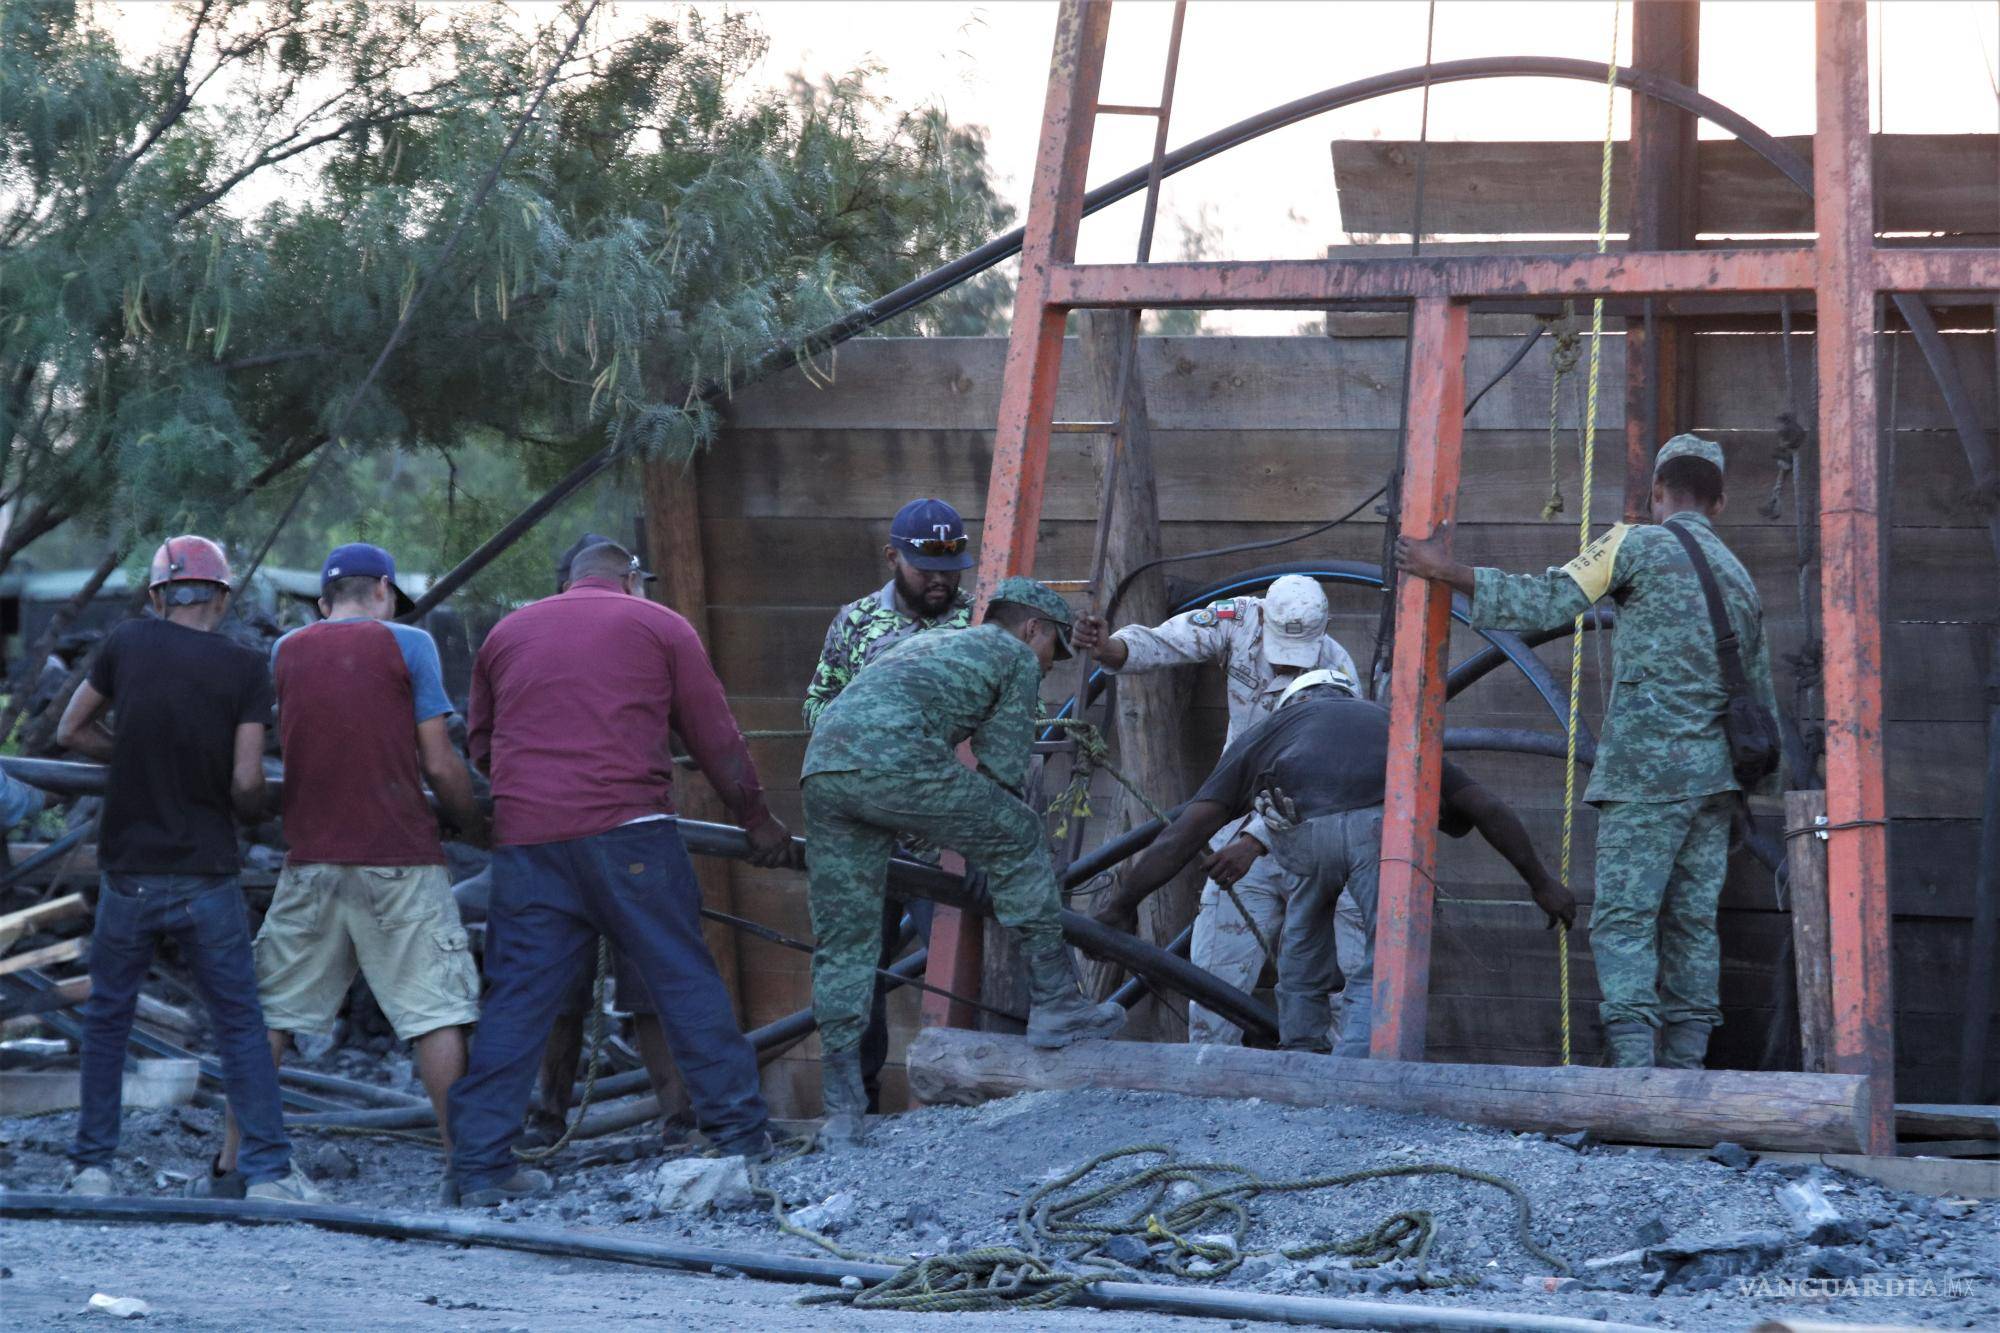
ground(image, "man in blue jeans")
xmin=54 ymin=535 xmax=321 ymax=1202
xmin=447 ymin=540 xmax=795 ymax=1206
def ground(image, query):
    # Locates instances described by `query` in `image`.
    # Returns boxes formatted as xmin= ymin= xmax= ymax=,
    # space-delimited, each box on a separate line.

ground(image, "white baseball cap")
xmin=1261 ymin=574 xmax=1329 ymax=668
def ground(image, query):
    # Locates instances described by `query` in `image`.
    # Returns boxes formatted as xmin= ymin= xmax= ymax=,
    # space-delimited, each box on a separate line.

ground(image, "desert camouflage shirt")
xmin=1471 ymin=510 xmax=1779 ymax=805
xmin=802 ymin=579 xmax=974 ymax=730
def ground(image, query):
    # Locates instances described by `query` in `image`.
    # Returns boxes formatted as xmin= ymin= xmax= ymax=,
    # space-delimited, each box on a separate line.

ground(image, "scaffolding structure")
xmin=932 ymin=0 xmax=2000 ymax=1157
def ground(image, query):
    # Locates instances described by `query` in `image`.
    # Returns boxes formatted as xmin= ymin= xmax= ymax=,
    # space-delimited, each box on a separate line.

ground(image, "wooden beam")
xmin=1961 ymin=629 xmax=2000 ymax=1102
xmin=1331 ymin=133 xmax=2000 ymax=236
xmin=0 ymin=937 xmax=84 ymax=978
xmin=907 ymin=1028 xmax=1872 ymax=1154
xmin=1372 ymin=297 xmax=1466 ymax=1062
xmin=1623 ymin=0 xmax=1700 ymax=519
xmin=0 ymin=893 xmax=87 ymax=954
xmin=1785 ymin=790 xmax=1835 ymax=1073
xmin=1073 ymin=311 xmax=1195 ymax=1024
xmin=1814 ymin=0 xmax=1896 ymax=1158
xmin=642 ymin=456 xmax=747 ymax=1012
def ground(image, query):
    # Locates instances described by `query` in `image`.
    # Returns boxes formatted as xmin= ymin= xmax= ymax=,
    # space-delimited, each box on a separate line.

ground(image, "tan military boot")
xmin=1023 ymin=942 xmax=1126 ymax=1049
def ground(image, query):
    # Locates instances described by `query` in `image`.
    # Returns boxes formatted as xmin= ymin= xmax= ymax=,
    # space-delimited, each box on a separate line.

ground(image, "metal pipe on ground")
xmin=286 ymin=951 xmax=933 ymax=1134
xmin=0 ymin=1192 xmax=1659 ymax=1333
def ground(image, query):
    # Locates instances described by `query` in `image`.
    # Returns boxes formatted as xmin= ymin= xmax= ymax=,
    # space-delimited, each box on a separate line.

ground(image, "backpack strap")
xmin=1664 ymin=518 xmax=1755 ymax=699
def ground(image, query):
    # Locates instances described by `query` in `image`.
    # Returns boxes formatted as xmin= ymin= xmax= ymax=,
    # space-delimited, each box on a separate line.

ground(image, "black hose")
xmin=0 ymin=1192 xmax=1658 ymax=1333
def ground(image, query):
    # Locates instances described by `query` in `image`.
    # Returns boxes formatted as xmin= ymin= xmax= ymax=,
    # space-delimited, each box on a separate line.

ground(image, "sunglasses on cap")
xmin=896 ymin=534 xmax=968 ymax=558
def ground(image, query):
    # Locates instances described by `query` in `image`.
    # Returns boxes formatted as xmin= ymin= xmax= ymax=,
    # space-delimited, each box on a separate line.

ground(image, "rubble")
xmin=86 ymin=1293 xmax=150 ymax=1319
xmin=650 ymin=1156 xmax=753 ymax=1213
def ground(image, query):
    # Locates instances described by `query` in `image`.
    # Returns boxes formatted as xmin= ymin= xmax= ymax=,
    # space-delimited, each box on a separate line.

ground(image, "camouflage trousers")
xmin=1187 ymin=822 xmax=1367 ymax=1047
xmin=1589 ymin=792 xmax=1734 ymax=1029
xmin=803 ymin=767 xmax=1065 ymax=1056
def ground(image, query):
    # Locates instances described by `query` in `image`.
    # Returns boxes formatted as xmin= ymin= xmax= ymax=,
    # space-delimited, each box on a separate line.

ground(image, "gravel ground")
xmin=3 ymin=1085 xmax=1995 ymax=1330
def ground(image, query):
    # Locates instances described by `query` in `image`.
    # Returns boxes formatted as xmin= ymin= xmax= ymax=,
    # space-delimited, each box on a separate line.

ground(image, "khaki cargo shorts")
xmin=254 ymin=862 xmax=479 ymax=1041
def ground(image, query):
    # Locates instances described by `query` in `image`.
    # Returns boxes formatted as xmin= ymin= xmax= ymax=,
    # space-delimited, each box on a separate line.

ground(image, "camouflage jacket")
xmin=802 ymin=580 xmax=975 ymax=730
xmin=1470 ymin=510 xmax=1780 ymax=805
xmin=802 ymin=624 xmax=1041 ymax=795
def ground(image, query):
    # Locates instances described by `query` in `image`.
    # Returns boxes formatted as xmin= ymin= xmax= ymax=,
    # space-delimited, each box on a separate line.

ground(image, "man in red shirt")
xmin=208 ymin=543 xmax=487 ymax=1193
xmin=446 ymin=540 xmax=793 ymax=1204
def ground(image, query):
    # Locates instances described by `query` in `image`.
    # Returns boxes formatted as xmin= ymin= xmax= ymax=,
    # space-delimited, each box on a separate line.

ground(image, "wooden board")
xmin=0 ymin=893 xmax=86 ymax=954
xmin=0 ymin=1059 xmax=199 ymax=1117
xmin=1331 ymin=134 xmax=2000 ymax=235
xmin=907 ymin=1028 xmax=1871 ymax=1153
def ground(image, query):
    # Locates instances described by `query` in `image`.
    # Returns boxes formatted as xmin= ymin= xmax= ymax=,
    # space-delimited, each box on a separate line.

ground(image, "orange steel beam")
xmin=1044 ymin=249 xmax=1817 ymax=308
xmin=975 ymin=0 xmax=1110 ymax=601
xmin=927 ymin=0 xmax=1111 ymax=1032
xmin=1370 ymin=297 xmax=1468 ymax=1062
xmin=1870 ymin=248 xmax=2000 ymax=292
xmin=1813 ymin=0 xmax=1895 ymax=1156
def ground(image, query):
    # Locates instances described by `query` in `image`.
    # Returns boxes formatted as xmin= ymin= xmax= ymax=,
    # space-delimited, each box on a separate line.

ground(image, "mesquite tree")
xmin=0 ymin=0 xmax=1012 ymax=580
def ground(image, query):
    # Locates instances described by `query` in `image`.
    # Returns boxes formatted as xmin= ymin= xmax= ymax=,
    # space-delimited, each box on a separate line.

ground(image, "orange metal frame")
xmin=936 ymin=0 xmax=1998 ymax=1156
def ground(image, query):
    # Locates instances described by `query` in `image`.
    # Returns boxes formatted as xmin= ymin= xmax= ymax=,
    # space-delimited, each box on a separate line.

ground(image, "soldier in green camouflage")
xmin=1398 ymin=435 xmax=1779 ymax=1070
xmin=802 ymin=576 xmax=1124 ymax=1147
xmin=802 ymin=498 xmax=975 ymax=1111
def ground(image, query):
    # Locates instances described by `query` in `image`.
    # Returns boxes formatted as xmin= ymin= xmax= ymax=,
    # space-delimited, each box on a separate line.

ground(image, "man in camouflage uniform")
xmin=803 ymin=498 xmax=976 ymax=727
xmin=802 ymin=497 xmax=975 ymax=1110
xmin=803 ymin=576 xmax=1124 ymax=1147
xmin=1398 ymin=434 xmax=1778 ymax=1069
xmin=1071 ymin=574 xmax=1366 ymax=1047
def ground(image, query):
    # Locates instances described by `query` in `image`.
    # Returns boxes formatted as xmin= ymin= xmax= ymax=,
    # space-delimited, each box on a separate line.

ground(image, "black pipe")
xmin=0 ymin=821 xmax=92 ymax=889
xmin=0 ymin=1192 xmax=1658 ymax=1333
xmin=290 ymin=948 xmax=937 ymax=1132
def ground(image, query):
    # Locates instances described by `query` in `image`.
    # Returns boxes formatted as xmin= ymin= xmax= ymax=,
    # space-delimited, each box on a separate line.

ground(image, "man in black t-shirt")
xmin=55 ymin=535 xmax=320 ymax=1203
xmin=1092 ymin=668 xmax=1575 ymax=1055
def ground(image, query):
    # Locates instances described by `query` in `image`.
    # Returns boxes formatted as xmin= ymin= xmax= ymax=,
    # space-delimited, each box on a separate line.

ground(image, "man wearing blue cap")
xmin=209 ymin=542 xmax=488 ymax=1192
xmin=802 ymin=498 xmax=976 ymax=1111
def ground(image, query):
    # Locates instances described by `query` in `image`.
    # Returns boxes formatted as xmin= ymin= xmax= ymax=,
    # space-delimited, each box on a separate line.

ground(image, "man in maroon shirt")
xmin=446 ymin=540 xmax=793 ymax=1204
xmin=210 ymin=543 xmax=487 ymax=1194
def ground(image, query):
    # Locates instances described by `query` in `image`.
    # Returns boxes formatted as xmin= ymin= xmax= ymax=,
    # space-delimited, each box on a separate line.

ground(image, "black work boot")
xmin=1603 ymin=1020 xmax=1657 ymax=1069
xmin=1023 ymin=942 xmax=1126 ymax=1050
xmin=458 ymin=1167 xmax=552 ymax=1207
xmin=1658 ymin=1021 xmax=1713 ymax=1070
xmin=818 ymin=1047 xmax=868 ymax=1151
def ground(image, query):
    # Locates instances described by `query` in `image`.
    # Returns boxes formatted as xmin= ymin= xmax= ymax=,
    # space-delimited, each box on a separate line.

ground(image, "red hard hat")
xmin=148 ymin=535 xmax=233 ymax=591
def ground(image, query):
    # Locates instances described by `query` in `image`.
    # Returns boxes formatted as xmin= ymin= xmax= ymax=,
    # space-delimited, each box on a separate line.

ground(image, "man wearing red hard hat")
xmin=56 ymin=536 xmax=321 ymax=1203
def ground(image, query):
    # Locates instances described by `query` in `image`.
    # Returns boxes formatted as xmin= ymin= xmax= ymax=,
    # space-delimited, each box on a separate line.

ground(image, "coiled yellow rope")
xmin=1557 ymin=4 xmax=1622 ymax=1068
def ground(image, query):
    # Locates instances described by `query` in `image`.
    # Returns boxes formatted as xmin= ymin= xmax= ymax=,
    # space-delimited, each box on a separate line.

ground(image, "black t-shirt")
xmin=90 ymin=618 xmax=274 ymax=875
xmin=1193 ymin=694 xmax=1475 ymax=837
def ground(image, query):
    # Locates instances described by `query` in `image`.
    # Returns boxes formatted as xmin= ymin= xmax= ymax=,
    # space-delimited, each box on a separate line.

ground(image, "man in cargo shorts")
xmin=212 ymin=543 xmax=489 ymax=1190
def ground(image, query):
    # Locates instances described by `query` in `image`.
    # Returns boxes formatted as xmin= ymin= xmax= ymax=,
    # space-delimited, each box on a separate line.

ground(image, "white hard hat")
xmin=1261 ymin=575 xmax=1329 ymax=668
xmin=1277 ymin=666 xmax=1359 ymax=710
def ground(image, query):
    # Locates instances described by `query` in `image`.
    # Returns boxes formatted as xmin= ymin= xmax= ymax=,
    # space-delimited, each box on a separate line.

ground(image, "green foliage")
xmin=0 ymin=0 xmax=1014 ymax=589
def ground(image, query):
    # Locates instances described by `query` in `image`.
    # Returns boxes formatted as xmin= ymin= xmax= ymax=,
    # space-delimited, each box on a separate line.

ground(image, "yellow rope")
xmin=1556 ymin=4 xmax=1621 ymax=1068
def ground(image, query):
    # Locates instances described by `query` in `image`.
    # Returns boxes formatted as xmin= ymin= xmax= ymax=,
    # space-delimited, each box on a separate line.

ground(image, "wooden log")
xmin=905 ymin=1028 xmax=1872 ymax=1154
xmin=0 ymin=893 xmax=87 ymax=954
xmin=1786 ymin=791 xmax=1835 ymax=1072
xmin=1896 ymin=1102 xmax=2000 ymax=1141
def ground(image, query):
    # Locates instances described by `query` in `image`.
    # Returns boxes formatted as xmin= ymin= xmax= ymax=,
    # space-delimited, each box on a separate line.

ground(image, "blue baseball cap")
xmin=321 ymin=542 xmax=415 ymax=618
xmin=889 ymin=498 xmax=974 ymax=571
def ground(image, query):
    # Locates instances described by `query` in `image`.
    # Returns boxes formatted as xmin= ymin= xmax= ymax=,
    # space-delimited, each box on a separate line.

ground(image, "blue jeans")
xmin=71 ymin=874 xmax=292 ymax=1183
xmin=448 ymin=821 xmax=769 ymax=1192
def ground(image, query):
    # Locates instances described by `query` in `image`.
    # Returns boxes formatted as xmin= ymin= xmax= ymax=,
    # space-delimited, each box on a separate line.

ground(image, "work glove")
xmin=1253 ymin=785 xmax=1300 ymax=835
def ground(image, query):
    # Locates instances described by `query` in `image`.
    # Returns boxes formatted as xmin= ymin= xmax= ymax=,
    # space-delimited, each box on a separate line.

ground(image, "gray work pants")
xmin=1267 ymin=805 xmax=1383 ymax=1057
xmin=1187 ymin=824 xmax=1365 ymax=1047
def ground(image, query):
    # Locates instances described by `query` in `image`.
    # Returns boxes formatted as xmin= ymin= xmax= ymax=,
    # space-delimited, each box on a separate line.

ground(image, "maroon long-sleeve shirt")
xmin=468 ymin=577 xmax=773 ymax=846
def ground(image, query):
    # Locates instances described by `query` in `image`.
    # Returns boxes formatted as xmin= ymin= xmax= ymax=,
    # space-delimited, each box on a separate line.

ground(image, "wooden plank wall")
xmin=690 ymin=333 xmax=1999 ymax=1116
